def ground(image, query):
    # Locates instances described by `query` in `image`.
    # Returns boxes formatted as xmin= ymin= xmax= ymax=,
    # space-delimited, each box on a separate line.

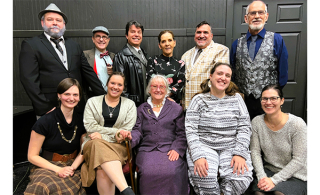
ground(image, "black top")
xmin=32 ymin=107 xmax=86 ymax=154
xmin=146 ymin=54 xmax=186 ymax=103
xmin=102 ymin=96 xmax=121 ymax=127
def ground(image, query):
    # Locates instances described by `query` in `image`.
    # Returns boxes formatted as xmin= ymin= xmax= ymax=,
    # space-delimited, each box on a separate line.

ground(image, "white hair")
xmin=246 ymin=0 xmax=268 ymax=15
xmin=146 ymin=74 xmax=171 ymax=96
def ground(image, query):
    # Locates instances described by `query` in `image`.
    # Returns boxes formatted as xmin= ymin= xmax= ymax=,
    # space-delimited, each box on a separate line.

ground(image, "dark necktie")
xmin=100 ymin=51 xmax=109 ymax=58
xmin=193 ymin=49 xmax=202 ymax=64
xmin=50 ymin=38 xmax=63 ymax=55
xmin=249 ymin=35 xmax=258 ymax=60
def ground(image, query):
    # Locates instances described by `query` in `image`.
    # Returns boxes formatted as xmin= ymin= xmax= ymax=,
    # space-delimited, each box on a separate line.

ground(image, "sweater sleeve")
xmin=250 ymin=117 xmax=268 ymax=181
xmin=232 ymin=94 xmax=252 ymax=160
xmin=185 ymin=95 xmax=207 ymax=162
xmin=270 ymin=117 xmax=307 ymax=185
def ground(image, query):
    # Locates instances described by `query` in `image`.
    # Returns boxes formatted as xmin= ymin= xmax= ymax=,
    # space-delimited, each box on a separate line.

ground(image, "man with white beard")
xmin=230 ymin=0 xmax=288 ymax=120
xmin=19 ymin=3 xmax=105 ymax=118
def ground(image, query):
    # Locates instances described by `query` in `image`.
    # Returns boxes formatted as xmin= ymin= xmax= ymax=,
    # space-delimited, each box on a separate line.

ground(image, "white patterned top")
xmin=185 ymin=92 xmax=252 ymax=162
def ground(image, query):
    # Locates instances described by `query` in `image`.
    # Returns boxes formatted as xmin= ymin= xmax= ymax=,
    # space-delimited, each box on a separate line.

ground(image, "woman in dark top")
xmin=81 ymin=72 xmax=137 ymax=195
xmin=24 ymin=78 xmax=86 ymax=195
xmin=146 ymin=30 xmax=185 ymax=104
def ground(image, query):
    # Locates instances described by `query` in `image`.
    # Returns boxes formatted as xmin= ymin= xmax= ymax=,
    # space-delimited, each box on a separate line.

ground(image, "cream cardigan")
xmin=81 ymin=95 xmax=137 ymax=152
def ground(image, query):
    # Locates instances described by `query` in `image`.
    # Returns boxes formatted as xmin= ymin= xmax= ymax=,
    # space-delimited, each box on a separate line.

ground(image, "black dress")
xmin=146 ymin=54 xmax=185 ymax=103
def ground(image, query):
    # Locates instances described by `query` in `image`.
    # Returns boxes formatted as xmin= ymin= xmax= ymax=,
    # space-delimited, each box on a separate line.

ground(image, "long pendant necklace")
xmin=57 ymin=122 xmax=77 ymax=143
xmin=107 ymin=105 xmax=116 ymax=118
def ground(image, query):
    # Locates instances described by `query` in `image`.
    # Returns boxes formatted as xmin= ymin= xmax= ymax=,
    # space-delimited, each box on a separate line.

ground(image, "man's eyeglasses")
xmin=260 ymin=96 xmax=280 ymax=103
xmin=247 ymin=10 xmax=266 ymax=17
xmin=151 ymin=85 xmax=166 ymax=90
xmin=95 ymin=35 xmax=109 ymax=40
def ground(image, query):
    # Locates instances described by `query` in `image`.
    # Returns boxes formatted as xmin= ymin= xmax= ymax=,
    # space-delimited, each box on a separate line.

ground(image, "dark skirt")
xmin=24 ymin=160 xmax=86 ymax=195
xmin=81 ymin=139 xmax=127 ymax=187
xmin=136 ymin=150 xmax=189 ymax=195
xmin=252 ymin=168 xmax=307 ymax=195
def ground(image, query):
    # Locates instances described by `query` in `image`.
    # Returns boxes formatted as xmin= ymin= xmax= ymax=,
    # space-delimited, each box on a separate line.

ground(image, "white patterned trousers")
xmin=187 ymin=146 xmax=253 ymax=195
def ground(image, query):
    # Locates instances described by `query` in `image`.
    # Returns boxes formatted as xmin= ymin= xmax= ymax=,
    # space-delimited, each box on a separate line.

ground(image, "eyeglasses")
xmin=261 ymin=96 xmax=280 ymax=103
xmin=95 ymin=35 xmax=109 ymax=40
xmin=247 ymin=10 xmax=266 ymax=16
xmin=151 ymin=85 xmax=166 ymax=90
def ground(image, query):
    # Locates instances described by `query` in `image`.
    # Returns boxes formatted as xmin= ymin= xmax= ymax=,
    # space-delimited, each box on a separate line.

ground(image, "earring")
xmin=208 ymin=81 xmax=212 ymax=88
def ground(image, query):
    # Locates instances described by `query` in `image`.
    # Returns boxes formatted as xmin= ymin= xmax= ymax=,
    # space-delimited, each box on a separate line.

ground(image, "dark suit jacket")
xmin=19 ymin=33 xmax=105 ymax=116
xmin=131 ymin=99 xmax=187 ymax=158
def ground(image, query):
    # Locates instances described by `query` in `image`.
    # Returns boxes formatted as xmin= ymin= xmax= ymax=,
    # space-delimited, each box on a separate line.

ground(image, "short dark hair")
xmin=125 ymin=20 xmax=144 ymax=36
xmin=157 ymin=30 xmax=175 ymax=43
xmin=261 ymin=84 xmax=284 ymax=98
xmin=196 ymin=21 xmax=213 ymax=33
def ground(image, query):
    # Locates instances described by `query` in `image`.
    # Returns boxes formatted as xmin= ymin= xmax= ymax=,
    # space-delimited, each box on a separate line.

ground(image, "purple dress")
xmin=131 ymin=99 xmax=188 ymax=195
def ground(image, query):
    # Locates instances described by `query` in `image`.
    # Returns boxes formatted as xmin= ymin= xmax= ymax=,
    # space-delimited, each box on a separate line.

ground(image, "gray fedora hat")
xmin=92 ymin=26 xmax=110 ymax=36
xmin=38 ymin=3 xmax=68 ymax=24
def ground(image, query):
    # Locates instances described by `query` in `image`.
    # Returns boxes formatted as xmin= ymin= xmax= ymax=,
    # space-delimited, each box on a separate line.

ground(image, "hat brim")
xmin=38 ymin=10 xmax=68 ymax=24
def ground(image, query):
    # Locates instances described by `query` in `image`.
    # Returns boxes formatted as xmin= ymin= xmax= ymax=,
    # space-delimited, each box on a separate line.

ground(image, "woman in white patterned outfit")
xmin=186 ymin=62 xmax=253 ymax=195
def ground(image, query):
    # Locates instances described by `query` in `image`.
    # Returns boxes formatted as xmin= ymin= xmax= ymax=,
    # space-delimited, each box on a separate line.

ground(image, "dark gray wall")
xmin=13 ymin=0 xmax=307 ymax=121
xmin=13 ymin=0 xmax=229 ymax=106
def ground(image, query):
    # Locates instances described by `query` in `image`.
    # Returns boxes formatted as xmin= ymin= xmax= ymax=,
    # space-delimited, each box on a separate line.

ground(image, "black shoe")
xmin=120 ymin=187 xmax=135 ymax=195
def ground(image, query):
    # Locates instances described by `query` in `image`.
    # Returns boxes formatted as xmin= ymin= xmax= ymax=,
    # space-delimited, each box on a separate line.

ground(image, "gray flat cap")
xmin=38 ymin=3 xmax=68 ymax=24
xmin=92 ymin=26 xmax=110 ymax=35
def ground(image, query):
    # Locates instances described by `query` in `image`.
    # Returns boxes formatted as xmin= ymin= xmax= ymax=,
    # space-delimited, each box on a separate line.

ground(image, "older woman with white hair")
xmin=121 ymin=74 xmax=188 ymax=195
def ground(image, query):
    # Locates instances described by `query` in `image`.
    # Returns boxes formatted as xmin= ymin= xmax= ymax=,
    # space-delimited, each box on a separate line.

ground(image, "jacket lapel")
xmin=157 ymin=99 xmax=172 ymax=120
xmin=142 ymin=104 xmax=158 ymax=120
xmin=40 ymin=33 xmax=66 ymax=70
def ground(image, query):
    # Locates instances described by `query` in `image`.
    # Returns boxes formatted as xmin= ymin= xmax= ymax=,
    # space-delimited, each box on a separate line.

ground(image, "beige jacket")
xmin=181 ymin=41 xmax=229 ymax=109
xmin=81 ymin=95 xmax=137 ymax=152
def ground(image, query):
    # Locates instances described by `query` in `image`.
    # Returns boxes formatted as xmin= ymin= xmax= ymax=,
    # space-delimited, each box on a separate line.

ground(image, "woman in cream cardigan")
xmin=81 ymin=72 xmax=137 ymax=195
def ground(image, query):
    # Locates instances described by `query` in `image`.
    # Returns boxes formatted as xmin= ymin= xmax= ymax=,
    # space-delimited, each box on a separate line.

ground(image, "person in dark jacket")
xmin=113 ymin=20 xmax=148 ymax=107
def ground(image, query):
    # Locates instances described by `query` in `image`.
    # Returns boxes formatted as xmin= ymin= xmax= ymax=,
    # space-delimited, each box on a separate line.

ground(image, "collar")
xmin=95 ymin=48 xmax=108 ymax=57
xmin=246 ymin=28 xmax=266 ymax=41
xmin=44 ymin=32 xmax=65 ymax=44
xmin=127 ymin=43 xmax=141 ymax=52
xmin=194 ymin=40 xmax=214 ymax=51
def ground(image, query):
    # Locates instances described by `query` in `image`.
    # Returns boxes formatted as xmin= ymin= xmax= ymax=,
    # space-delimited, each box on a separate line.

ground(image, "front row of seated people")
xmin=25 ymin=65 xmax=307 ymax=195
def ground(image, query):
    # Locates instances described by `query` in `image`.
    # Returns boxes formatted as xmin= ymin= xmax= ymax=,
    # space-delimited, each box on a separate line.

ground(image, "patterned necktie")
xmin=193 ymin=49 xmax=202 ymax=64
xmin=50 ymin=38 xmax=63 ymax=55
xmin=138 ymin=50 xmax=144 ymax=60
xmin=100 ymin=51 xmax=109 ymax=58
xmin=249 ymin=35 xmax=258 ymax=60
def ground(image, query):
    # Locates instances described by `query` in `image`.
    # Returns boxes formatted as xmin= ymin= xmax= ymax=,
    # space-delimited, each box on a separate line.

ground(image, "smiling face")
xmin=209 ymin=65 xmax=232 ymax=93
xmin=107 ymin=75 xmax=125 ymax=98
xmin=92 ymin=31 xmax=110 ymax=53
xmin=194 ymin=24 xmax=213 ymax=49
xmin=126 ymin=25 xmax=143 ymax=48
xmin=245 ymin=1 xmax=269 ymax=35
xmin=261 ymin=89 xmax=284 ymax=115
xmin=57 ymin=85 xmax=80 ymax=110
xmin=149 ymin=78 xmax=167 ymax=102
xmin=158 ymin=32 xmax=176 ymax=57
xmin=41 ymin=12 xmax=66 ymax=38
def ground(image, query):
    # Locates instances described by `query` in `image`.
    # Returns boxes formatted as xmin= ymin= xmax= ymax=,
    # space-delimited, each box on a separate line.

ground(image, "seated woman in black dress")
xmin=24 ymin=78 xmax=86 ymax=194
xmin=80 ymin=72 xmax=137 ymax=195
xmin=146 ymin=30 xmax=185 ymax=104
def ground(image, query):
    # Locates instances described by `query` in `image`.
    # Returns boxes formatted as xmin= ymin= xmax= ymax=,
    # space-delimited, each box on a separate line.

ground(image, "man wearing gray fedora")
xmin=83 ymin=26 xmax=115 ymax=98
xmin=19 ymin=3 xmax=105 ymax=117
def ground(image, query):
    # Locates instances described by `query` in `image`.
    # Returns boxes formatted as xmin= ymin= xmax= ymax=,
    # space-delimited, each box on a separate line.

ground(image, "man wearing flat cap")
xmin=83 ymin=26 xmax=115 ymax=97
xmin=19 ymin=3 xmax=105 ymax=117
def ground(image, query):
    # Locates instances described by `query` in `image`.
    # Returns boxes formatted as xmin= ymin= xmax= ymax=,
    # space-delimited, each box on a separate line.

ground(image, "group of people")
xmin=19 ymin=0 xmax=307 ymax=195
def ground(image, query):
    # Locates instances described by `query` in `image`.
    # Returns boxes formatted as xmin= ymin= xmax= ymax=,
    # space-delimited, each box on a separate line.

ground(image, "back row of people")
xmin=19 ymin=1 xmax=306 ymax=195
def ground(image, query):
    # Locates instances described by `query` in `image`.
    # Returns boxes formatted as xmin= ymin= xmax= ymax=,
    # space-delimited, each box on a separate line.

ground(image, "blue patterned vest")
xmin=234 ymin=31 xmax=278 ymax=98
